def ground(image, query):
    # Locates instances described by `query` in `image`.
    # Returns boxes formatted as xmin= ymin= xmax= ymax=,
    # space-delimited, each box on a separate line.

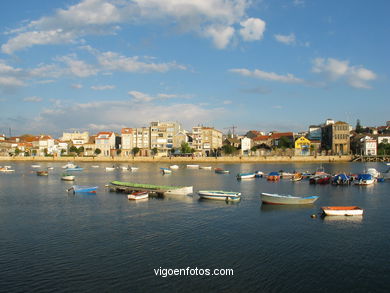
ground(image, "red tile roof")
xmin=270 ymin=132 xmax=294 ymax=139
xmin=121 ymin=128 xmax=133 ymax=134
xmin=253 ymin=135 xmax=270 ymax=141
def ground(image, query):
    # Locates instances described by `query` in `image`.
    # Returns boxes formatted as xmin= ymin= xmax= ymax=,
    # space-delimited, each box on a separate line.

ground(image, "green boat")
xmin=110 ymin=181 xmax=193 ymax=195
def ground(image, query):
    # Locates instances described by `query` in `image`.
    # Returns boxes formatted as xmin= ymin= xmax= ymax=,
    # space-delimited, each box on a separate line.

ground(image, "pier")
xmin=352 ymin=155 xmax=390 ymax=162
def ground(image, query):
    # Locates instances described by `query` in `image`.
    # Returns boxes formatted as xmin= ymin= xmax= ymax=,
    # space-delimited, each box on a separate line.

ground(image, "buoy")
xmin=311 ymin=214 xmax=317 ymax=218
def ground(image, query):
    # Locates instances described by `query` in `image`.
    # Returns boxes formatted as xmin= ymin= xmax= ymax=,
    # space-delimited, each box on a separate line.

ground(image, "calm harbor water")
xmin=0 ymin=161 xmax=389 ymax=292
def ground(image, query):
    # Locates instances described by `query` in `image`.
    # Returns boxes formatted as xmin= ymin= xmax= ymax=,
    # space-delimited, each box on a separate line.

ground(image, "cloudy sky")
xmin=0 ymin=0 xmax=389 ymax=136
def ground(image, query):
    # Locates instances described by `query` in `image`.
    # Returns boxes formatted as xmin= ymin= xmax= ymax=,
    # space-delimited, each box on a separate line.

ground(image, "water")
xmin=0 ymin=162 xmax=389 ymax=292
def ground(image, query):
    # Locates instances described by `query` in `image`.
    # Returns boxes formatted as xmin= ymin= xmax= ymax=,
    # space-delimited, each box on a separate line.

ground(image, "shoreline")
xmin=0 ymin=155 xmax=353 ymax=163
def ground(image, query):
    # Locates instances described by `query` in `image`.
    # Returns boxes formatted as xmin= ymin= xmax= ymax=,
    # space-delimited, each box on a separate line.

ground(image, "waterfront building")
xmin=294 ymin=136 xmax=311 ymax=156
xmin=95 ymin=132 xmax=116 ymax=157
xmin=321 ymin=121 xmax=350 ymax=155
xmin=121 ymin=127 xmax=150 ymax=156
xmin=0 ymin=134 xmax=5 ymax=141
xmin=241 ymin=137 xmax=253 ymax=155
xmin=360 ymin=136 xmax=377 ymax=156
xmin=150 ymin=121 xmax=182 ymax=156
xmin=61 ymin=131 xmax=89 ymax=145
xmin=377 ymin=135 xmax=390 ymax=145
xmin=270 ymin=132 xmax=294 ymax=148
xmin=308 ymin=125 xmax=322 ymax=141
xmin=192 ymin=126 xmax=223 ymax=156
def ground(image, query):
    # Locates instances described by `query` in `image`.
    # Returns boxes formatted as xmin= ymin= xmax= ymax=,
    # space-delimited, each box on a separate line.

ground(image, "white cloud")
xmin=293 ymin=0 xmax=305 ymax=6
xmin=0 ymin=60 xmax=25 ymax=87
xmin=230 ymin=68 xmax=305 ymax=84
xmin=128 ymin=90 xmax=189 ymax=102
xmin=312 ymin=57 xmax=376 ymax=89
xmin=56 ymin=55 xmax=98 ymax=77
xmin=274 ymin=33 xmax=296 ymax=45
xmin=239 ymin=18 xmax=266 ymax=41
xmin=23 ymin=96 xmax=43 ymax=102
xmin=223 ymin=100 xmax=232 ymax=104
xmin=2 ymin=0 xmax=262 ymax=53
xmin=91 ymin=84 xmax=115 ymax=90
xmin=72 ymin=84 xmax=83 ymax=89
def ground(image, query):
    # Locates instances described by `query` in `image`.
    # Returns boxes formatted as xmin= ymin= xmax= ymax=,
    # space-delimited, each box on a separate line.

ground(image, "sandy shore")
xmin=0 ymin=155 xmax=353 ymax=163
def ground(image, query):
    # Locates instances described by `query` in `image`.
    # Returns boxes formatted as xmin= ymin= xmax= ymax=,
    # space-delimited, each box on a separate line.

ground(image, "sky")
xmin=0 ymin=0 xmax=389 ymax=137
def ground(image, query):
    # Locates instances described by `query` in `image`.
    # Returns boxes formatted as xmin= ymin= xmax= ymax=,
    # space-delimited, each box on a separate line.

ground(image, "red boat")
xmin=310 ymin=175 xmax=331 ymax=184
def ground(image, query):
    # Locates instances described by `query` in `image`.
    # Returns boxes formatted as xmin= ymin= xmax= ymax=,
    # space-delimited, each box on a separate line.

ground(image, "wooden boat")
xmin=110 ymin=181 xmax=193 ymax=196
xmin=105 ymin=166 xmax=116 ymax=171
xmin=309 ymin=175 xmax=331 ymax=185
xmin=332 ymin=173 xmax=351 ymax=185
xmin=186 ymin=164 xmax=199 ymax=169
xmin=321 ymin=206 xmax=363 ymax=216
xmin=170 ymin=165 xmax=179 ymax=170
xmin=255 ymin=171 xmax=264 ymax=178
xmin=215 ymin=168 xmax=229 ymax=174
xmin=198 ymin=190 xmax=241 ymax=201
xmin=68 ymin=185 xmax=98 ymax=193
xmin=267 ymin=172 xmax=280 ymax=181
xmin=354 ymin=174 xmax=375 ymax=185
xmin=237 ymin=172 xmax=256 ymax=179
xmin=128 ymin=191 xmax=149 ymax=200
xmin=261 ymin=193 xmax=319 ymax=205
xmin=36 ymin=171 xmax=48 ymax=176
xmin=66 ymin=166 xmax=83 ymax=171
xmin=291 ymin=173 xmax=303 ymax=182
xmin=31 ymin=164 xmax=41 ymax=168
xmin=199 ymin=166 xmax=212 ymax=170
xmin=61 ymin=174 xmax=75 ymax=181
xmin=130 ymin=166 xmax=139 ymax=171
xmin=91 ymin=165 xmax=100 ymax=168
xmin=160 ymin=167 xmax=172 ymax=174
xmin=0 ymin=166 xmax=15 ymax=173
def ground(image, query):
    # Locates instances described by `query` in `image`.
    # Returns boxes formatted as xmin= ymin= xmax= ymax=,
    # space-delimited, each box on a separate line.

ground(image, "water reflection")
xmin=260 ymin=203 xmax=314 ymax=212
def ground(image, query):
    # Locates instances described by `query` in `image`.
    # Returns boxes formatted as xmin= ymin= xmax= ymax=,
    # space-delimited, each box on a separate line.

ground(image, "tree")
xmin=94 ymin=148 xmax=101 ymax=155
xmin=222 ymin=144 xmax=236 ymax=155
xmin=151 ymin=147 xmax=158 ymax=157
xmin=132 ymin=147 xmax=140 ymax=157
xmin=116 ymin=149 xmax=122 ymax=155
xmin=278 ymin=136 xmax=293 ymax=149
xmin=356 ymin=119 xmax=364 ymax=133
xmin=61 ymin=149 xmax=66 ymax=155
xmin=32 ymin=150 xmax=37 ymax=156
xmin=78 ymin=146 xmax=84 ymax=156
xmin=14 ymin=148 xmax=21 ymax=156
xmin=69 ymin=146 xmax=78 ymax=154
xmin=180 ymin=142 xmax=192 ymax=154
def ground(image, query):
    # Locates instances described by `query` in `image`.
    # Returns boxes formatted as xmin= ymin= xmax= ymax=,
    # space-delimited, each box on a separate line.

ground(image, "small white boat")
xmin=161 ymin=167 xmax=172 ymax=174
xmin=31 ymin=164 xmax=41 ymax=168
xmin=261 ymin=193 xmax=319 ymax=205
xmin=105 ymin=166 xmax=116 ymax=171
xmin=198 ymin=190 xmax=241 ymax=201
xmin=170 ymin=165 xmax=179 ymax=169
xmin=255 ymin=171 xmax=264 ymax=178
xmin=0 ymin=166 xmax=15 ymax=173
xmin=237 ymin=172 xmax=256 ymax=179
xmin=4 ymin=165 xmax=11 ymax=168
xmin=121 ymin=166 xmax=129 ymax=171
xmin=200 ymin=166 xmax=212 ymax=170
xmin=186 ymin=164 xmax=199 ymax=169
xmin=130 ymin=166 xmax=139 ymax=171
xmin=367 ymin=168 xmax=380 ymax=178
xmin=47 ymin=167 xmax=54 ymax=170
xmin=321 ymin=206 xmax=363 ymax=216
xmin=280 ymin=172 xmax=294 ymax=179
xmin=62 ymin=162 xmax=76 ymax=169
xmin=354 ymin=174 xmax=375 ymax=185
xmin=128 ymin=191 xmax=149 ymax=200
xmin=91 ymin=165 xmax=100 ymax=168
xmin=61 ymin=174 xmax=75 ymax=181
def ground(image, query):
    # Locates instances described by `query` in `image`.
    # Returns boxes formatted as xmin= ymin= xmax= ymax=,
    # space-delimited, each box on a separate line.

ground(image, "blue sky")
xmin=0 ymin=0 xmax=389 ymax=136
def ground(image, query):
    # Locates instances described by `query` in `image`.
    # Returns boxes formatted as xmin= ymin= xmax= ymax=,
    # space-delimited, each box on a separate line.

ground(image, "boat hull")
xmin=261 ymin=193 xmax=319 ymax=205
xmin=128 ymin=192 xmax=149 ymax=200
xmin=321 ymin=206 xmax=363 ymax=216
xmin=198 ymin=190 xmax=241 ymax=201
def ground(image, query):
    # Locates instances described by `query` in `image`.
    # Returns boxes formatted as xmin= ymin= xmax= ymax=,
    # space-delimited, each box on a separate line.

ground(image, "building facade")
xmin=150 ymin=121 xmax=182 ymax=156
xmin=321 ymin=121 xmax=350 ymax=154
xmin=192 ymin=126 xmax=223 ymax=156
xmin=95 ymin=132 xmax=116 ymax=156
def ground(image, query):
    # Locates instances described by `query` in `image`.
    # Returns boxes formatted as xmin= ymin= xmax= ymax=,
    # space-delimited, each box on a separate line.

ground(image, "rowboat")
xmin=255 ymin=171 xmax=264 ymax=178
xmin=260 ymin=193 xmax=319 ymax=205
xmin=309 ymin=175 xmax=331 ymax=184
xmin=267 ymin=172 xmax=280 ymax=181
xmin=237 ymin=172 xmax=256 ymax=179
xmin=0 ymin=166 xmax=15 ymax=173
xmin=321 ymin=206 xmax=363 ymax=216
xmin=62 ymin=163 xmax=76 ymax=169
xmin=354 ymin=174 xmax=375 ymax=185
xmin=198 ymin=190 xmax=241 ymax=201
xmin=110 ymin=181 xmax=193 ymax=196
xmin=200 ymin=166 xmax=212 ymax=170
xmin=66 ymin=167 xmax=83 ymax=171
xmin=186 ymin=164 xmax=199 ymax=169
xmin=160 ymin=167 xmax=172 ymax=174
xmin=68 ymin=185 xmax=98 ymax=193
xmin=31 ymin=164 xmax=41 ymax=168
xmin=215 ymin=168 xmax=229 ymax=174
xmin=170 ymin=165 xmax=179 ymax=170
xmin=36 ymin=171 xmax=48 ymax=176
xmin=291 ymin=173 xmax=303 ymax=182
xmin=61 ymin=174 xmax=75 ymax=181
xmin=128 ymin=191 xmax=149 ymax=200
xmin=105 ymin=167 xmax=116 ymax=171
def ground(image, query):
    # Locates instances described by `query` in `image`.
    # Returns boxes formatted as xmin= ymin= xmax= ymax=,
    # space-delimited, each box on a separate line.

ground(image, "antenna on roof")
xmin=224 ymin=125 xmax=237 ymax=137
xmin=9 ymin=128 xmax=11 ymax=138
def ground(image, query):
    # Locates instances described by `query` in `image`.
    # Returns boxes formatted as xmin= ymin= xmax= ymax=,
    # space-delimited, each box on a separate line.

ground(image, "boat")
xmin=61 ymin=174 xmax=75 ymax=181
xmin=36 ymin=171 xmax=48 ymax=176
xmin=0 ymin=166 xmax=15 ymax=173
xmin=160 ymin=167 xmax=172 ymax=174
xmin=332 ymin=173 xmax=351 ymax=185
xmin=110 ymin=181 xmax=193 ymax=195
xmin=91 ymin=165 xmax=100 ymax=168
xmin=367 ymin=168 xmax=380 ymax=178
xmin=382 ymin=167 xmax=390 ymax=180
xmin=128 ymin=191 xmax=149 ymax=200
xmin=309 ymin=174 xmax=331 ymax=185
xmin=186 ymin=164 xmax=199 ymax=169
xmin=105 ymin=166 xmax=116 ymax=171
xmin=62 ymin=162 xmax=76 ymax=169
xmin=255 ymin=171 xmax=264 ymax=178
xmin=260 ymin=193 xmax=319 ymax=205
xmin=354 ymin=174 xmax=375 ymax=185
xmin=215 ymin=168 xmax=230 ymax=174
xmin=267 ymin=172 xmax=280 ymax=181
xmin=291 ymin=173 xmax=303 ymax=182
xmin=199 ymin=166 xmax=212 ymax=170
xmin=68 ymin=185 xmax=98 ymax=193
xmin=66 ymin=166 xmax=83 ymax=171
xmin=280 ymin=171 xmax=294 ymax=179
xmin=198 ymin=190 xmax=241 ymax=201
xmin=121 ymin=166 xmax=129 ymax=171
xmin=47 ymin=167 xmax=54 ymax=170
xmin=130 ymin=166 xmax=139 ymax=171
xmin=237 ymin=172 xmax=256 ymax=179
xmin=31 ymin=164 xmax=41 ymax=168
xmin=170 ymin=165 xmax=179 ymax=170
xmin=321 ymin=206 xmax=363 ymax=216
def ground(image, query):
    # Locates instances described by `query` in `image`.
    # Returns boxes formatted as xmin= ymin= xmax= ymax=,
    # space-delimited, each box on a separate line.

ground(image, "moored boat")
xmin=237 ymin=172 xmax=256 ymax=179
xmin=321 ymin=206 xmax=363 ymax=216
xmin=62 ymin=162 xmax=76 ymax=169
xmin=198 ymin=190 xmax=241 ymax=201
xmin=367 ymin=168 xmax=380 ymax=178
xmin=255 ymin=171 xmax=264 ymax=178
xmin=130 ymin=166 xmax=139 ymax=171
xmin=110 ymin=181 xmax=193 ymax=195
xmin=91 ymin=165 xmax=100 ymax=168
xmin=332 ymin=173 xmax=351 ymax=185
xmin=160 ymin=167 xmax=172 ymax=174
xmin=31 ymin=164 xmax=41 ymax=168
xmin=66 ymin=166 xmax=83 ymax=171
xmin=186 ymin=164 xmax=199 ymax=169
xmin=36 ymin=171 xmax=48 ymax=176
xmin=260 ymin=193 xmax=319 ymax=205
xmin=128 ymin=191 xmax=149 ymax=200
xmin=105 ymin=166 xmax=116 ymax=171
xmin=215 ymin=168 xmax=230 ymax=174
xmin=291 ymin=173 xmax=303 ymax=182
xmin=267 ymin=172 xmax=280 ymax=181
xmin=310 ymin=174 xmax=331 ymax=185
xmin=354 ymin=174 xmax=375 ymax=185
xmin=199 ymin=166 xmax=212 ymax=170
xmin=0 ymin=166 xmax=15 ymax=173
xmin=170 ymin=165 xmax=179 ymax=170
xmin=68 ymin=185 xmax=98 ymax=193
xmin=61 ymin=174 xmax=75 ymax=181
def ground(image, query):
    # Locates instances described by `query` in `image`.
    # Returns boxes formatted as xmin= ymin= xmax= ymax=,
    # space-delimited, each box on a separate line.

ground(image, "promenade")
xmin=0 ymin=155 xmax=353 ymax=163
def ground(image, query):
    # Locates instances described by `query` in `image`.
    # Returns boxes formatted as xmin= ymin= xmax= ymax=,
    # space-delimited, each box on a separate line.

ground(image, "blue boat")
xmin=68 ymin=185 xmax=98 ymax=193
xmin=237 ymin=172 xmax=256 ymax=179
xmin=66 ymin=167 xmax=84 ymax=171
xmin=160 ymin=167 xmax=172 ymax=174
xmin=332 ymin=173 xmax=351 ymax=185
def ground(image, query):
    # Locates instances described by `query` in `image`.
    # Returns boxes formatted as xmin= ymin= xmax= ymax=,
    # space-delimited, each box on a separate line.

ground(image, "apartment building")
xmin=321 ymin=121 xmax=350 ymax=154
xmin=150 ymin=121 xmax=182 ymax=156
xmin=121 ymin=127 xmax=150 ymax=156
xmin=95 ymin=132 xmax=116 ymax=156
xmin=61 ymin=131 xmax=89 ymax=145
xmin=192 ymin=126 xmax=223 ymax=156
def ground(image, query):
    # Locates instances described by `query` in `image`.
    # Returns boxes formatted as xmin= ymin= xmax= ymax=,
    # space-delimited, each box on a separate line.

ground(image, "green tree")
xmin=132 ymin=147 xmax=140 ymax=157
xmin=151 ymin=147 xmax=158 ymax=156
xmin=94 ymin=148 xmax=101 ymax=155
xmin=69 ymin=146 xmax=78 ymax=154
xmin=278 ymin=136 xmax=293 ymax=149
xmin=116 ymin=149 xmax=122 ymax=155
xmin=222 ymin=144 xmax=236 ymax=155
xmin=24 ymin=151 xmax=30 ymax=157
xmin=356 ymin=119 xmax=364 ymax=133
xmin=78 ymin=146 xmax=84 ymax=155
xmin=14 ymin=148 xmax=21 ymax=156
xmin=32 ymin=150 xmax=37 ymax=156
xmin=61 ymin=149 xmax=66 ymax=155
xmin=44 ymin=148 xmax=48 ymax=156
xmin=378 ymin=143 xmax=390 ymax=155
xmin=180 ymin=142 xmax=192 ymax=154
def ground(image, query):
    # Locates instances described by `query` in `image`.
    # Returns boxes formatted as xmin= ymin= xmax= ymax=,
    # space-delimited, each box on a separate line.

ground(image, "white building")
xmin=360 ymin=136 xmax=377 ymax=156
xmin=61 ymin=131 xmax=89 ymax=144
xmin=241 ymin=137 xmax=252 ymax=155
xmin=95 ymin=132 xmax=116 ymax=156
xmin=121 ymin=127 xmax=150 ymax=156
